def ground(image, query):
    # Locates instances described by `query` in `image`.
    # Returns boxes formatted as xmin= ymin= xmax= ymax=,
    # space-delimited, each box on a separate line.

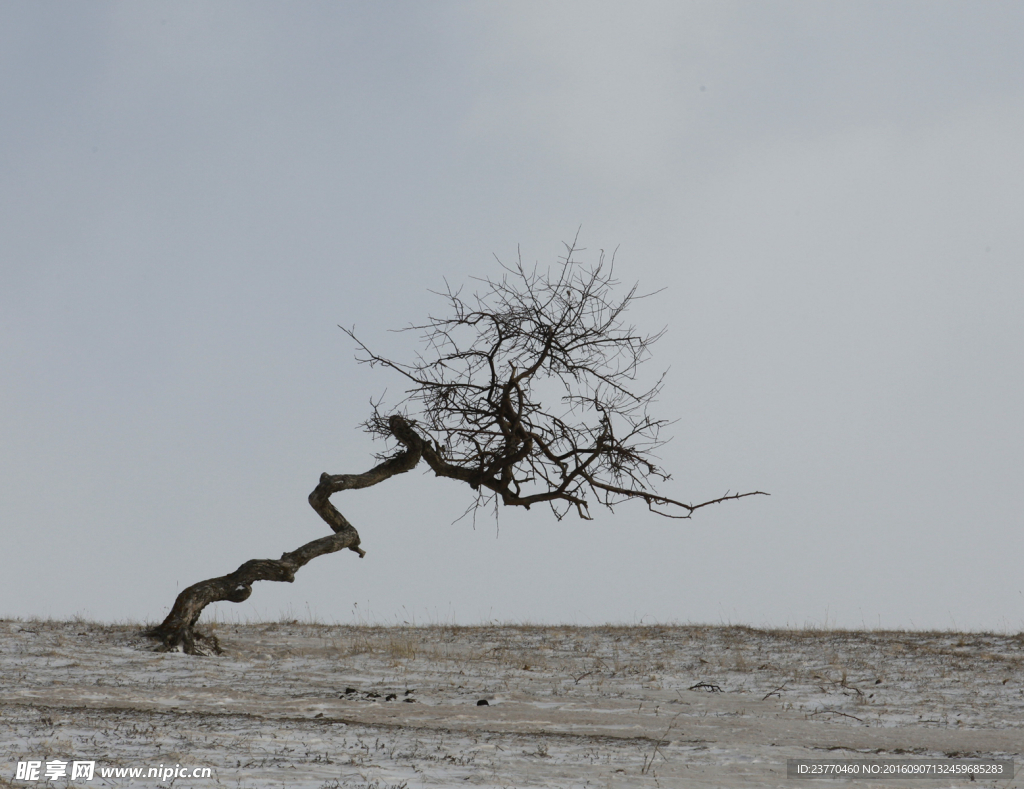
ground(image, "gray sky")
xmin=3 ymin=2 xmax=1023 ymax=631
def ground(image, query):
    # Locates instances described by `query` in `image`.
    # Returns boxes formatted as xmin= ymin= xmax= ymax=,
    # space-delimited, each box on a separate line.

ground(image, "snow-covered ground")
xmin=2 ymin=620 xmax=1021 ymax=788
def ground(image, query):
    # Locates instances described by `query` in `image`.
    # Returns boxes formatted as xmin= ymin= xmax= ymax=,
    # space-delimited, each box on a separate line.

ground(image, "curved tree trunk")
xmin=145 ymin=435 xmax=423 ymax=654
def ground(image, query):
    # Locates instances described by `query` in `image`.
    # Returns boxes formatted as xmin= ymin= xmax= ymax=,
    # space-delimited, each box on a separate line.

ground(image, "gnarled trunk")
xmin=145 ymin=433 xmax=422 ymax=654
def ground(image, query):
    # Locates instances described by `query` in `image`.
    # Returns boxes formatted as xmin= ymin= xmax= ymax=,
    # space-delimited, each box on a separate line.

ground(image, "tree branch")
xmin=351 ymin=242 xmax=767 ymax=523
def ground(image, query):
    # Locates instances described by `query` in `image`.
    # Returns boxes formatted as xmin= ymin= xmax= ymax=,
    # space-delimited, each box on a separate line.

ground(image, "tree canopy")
xmin=348 ymin=236 xmax=763 ymax=521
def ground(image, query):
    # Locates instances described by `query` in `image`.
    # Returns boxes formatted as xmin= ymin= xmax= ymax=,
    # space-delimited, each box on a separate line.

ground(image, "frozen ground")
xmin=1 ymin=620 xmax=1022 ymax=788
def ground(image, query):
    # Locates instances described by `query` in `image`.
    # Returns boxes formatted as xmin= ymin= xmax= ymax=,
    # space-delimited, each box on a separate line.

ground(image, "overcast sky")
xmin=3 ymin=2 xmax=1023 ymax=631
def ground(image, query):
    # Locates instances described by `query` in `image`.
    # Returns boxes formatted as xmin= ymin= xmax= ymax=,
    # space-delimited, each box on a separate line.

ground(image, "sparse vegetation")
xmin=4 ymin=619 xmax=1022 ymax=786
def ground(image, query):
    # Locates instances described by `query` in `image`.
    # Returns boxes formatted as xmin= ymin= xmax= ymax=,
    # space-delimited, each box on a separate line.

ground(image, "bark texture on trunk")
xmin=145 ymin=439 xmax=422 ymax=654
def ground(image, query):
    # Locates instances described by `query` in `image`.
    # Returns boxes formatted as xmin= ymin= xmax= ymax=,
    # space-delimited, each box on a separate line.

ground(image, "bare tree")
xmin=146 ymin=237 xmax=766 ymax=654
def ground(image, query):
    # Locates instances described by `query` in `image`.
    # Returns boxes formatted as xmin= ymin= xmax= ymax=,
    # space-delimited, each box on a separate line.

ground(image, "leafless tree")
xmin=146 ymin=237 xmax=766 ymax=654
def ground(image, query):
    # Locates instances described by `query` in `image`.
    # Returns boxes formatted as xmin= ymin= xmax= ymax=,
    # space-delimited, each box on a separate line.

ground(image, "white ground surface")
xmin=1 ymin=621 xmax=1021 ymax=788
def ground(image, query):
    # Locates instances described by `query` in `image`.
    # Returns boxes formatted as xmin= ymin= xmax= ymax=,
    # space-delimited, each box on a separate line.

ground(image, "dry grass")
xmin=3 ymin=620 xmax=1023 ymax=787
